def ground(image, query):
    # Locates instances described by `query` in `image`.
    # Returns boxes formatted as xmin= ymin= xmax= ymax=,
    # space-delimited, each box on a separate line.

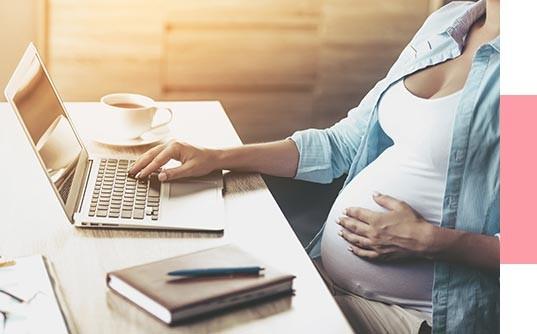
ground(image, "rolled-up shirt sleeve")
xmin=290 ymin=118 xmax=362 ymax=183
xmin=289 ymin=75 xmax=391 ymax=184
xmin=290 ymin=129 xmax=332 ymax=183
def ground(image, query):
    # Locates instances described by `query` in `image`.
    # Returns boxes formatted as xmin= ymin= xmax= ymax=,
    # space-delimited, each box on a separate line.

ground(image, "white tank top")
xmin=320 ymin=79 xmax=462 ymax=313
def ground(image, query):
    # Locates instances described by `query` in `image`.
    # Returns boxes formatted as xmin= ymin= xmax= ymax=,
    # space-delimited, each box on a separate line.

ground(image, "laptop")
xmin=4 ymin=43 xmax=224 ymax=231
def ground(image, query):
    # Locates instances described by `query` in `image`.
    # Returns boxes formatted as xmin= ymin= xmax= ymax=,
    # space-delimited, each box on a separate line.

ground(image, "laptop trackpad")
xmin=163 ymin=181 xmax=223 ymax=230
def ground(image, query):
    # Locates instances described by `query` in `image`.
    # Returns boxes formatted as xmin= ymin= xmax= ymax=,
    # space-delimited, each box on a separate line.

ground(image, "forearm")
xmin=214 ymin=139 xmax=299 ymax=177
xmin=423 ymin=225 xmax=499 ymax=271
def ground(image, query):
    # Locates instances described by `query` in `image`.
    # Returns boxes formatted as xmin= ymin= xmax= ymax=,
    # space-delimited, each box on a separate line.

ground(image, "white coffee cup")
xmin=100 ymin=93 xmax=173 ymax=140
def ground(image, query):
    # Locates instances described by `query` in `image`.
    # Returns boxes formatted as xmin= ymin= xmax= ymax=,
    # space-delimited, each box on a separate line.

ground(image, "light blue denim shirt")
xmin=290 ymin=1 xmax=499 ymax=333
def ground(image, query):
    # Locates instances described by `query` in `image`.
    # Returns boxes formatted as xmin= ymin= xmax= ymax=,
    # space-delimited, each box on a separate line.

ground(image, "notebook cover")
xmin=106 ymin=245 xmax=295 ymax=315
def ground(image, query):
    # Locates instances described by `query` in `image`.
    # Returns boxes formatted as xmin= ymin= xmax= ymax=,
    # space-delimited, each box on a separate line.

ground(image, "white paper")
xmin=0 ymin=255 xmax=69 ymax=334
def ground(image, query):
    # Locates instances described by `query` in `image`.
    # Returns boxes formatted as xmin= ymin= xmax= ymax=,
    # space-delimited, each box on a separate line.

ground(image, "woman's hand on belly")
xmin=338 ymin=192 xmax=434 ymax=261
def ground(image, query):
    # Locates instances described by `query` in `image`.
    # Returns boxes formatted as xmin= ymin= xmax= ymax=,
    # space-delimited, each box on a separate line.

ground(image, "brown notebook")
xmin=106 ymin=245 xmax=295 ymax=324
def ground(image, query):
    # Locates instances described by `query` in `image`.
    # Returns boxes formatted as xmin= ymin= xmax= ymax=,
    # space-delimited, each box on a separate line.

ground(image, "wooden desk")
xmin=0 ymin=102 xmax=352 ymax=333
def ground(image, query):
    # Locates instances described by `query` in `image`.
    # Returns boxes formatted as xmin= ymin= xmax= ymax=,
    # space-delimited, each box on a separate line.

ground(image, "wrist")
xmin=416 ymin=221 xmax=437 ymax=258
xmin=420 ymin=225 xmax=464 ymax=260
xmin=210 ymin=148 xmax=228 ymax=170
xmin=419 ymin=222 xmax=444 ymax=260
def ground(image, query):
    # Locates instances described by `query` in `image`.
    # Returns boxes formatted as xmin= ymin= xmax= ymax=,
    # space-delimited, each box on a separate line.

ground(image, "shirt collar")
xmin=489 ymin=36 xmax=500 ymax=53
xmin=446 ymin=0 xmax=500 ymax=53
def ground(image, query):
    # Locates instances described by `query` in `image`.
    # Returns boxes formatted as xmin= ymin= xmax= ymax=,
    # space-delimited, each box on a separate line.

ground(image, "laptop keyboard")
xmin=88 ymin=159 xmax=160 ymax=221
xmin=59 ymin=168 xmax=75 ymax=203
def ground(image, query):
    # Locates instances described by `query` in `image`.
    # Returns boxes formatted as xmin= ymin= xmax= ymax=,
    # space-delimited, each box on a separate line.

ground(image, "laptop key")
xmin=133 ymin=209 xmax=144 ymax=219
xmin=121 ymin=210 xmax=132 ymax=219
xmin=96 ymin=210 xmax=108 ymax=217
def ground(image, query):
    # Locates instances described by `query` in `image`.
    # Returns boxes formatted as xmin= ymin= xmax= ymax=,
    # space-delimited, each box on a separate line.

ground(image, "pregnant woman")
xmin=130 ymin=0 xmax=499 ymax=333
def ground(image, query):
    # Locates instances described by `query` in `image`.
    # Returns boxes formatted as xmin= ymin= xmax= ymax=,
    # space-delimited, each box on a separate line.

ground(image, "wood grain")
xmin=44 ymin=0 xmax=429 ymax=142
xmin=0 ymin=101 xmax=352 ymax=333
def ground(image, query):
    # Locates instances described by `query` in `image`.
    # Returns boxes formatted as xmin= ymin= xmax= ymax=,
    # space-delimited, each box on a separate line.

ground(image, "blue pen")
xmin=167 ymin=266 xmax=264 ymax=277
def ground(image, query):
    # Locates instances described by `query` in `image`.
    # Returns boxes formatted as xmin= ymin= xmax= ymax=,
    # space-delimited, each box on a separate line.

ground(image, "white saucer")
xmin=91 ymin=126 xmax=171 ymax=147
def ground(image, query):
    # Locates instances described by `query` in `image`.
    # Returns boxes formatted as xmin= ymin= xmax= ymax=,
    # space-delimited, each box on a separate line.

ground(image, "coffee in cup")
xmin=99 ymin=93 xmax=173 ymax=140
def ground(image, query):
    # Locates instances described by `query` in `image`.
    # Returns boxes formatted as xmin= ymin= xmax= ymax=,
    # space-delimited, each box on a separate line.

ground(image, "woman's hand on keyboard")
xmin=129 ymin=140 xmax=221 ymax=181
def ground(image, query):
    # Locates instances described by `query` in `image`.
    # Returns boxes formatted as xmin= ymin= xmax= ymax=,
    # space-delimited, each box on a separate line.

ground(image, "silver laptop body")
xmin=4 ymin=43 xmax=224 ymax=232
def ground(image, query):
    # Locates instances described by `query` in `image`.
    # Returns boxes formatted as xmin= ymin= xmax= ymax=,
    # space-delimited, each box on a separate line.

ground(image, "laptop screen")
xmin=9 ymin=52 xmax=83 ymax=204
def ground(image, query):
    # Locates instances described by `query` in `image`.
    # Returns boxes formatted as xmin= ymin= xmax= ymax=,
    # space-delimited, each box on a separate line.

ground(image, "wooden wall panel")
xmin=50 ymin=59 xmax=161 ymax=101
xmin=164 ymin=91 xmax=314 ymax=143
xmin=46 ymin=0 xmax=430 ymax=143
xmin=162 ymin=1 xmax=320 ymax=142
xmin=164 ymin=0 xmax=322 ymax=25
xmin=48 ymin=0 xmax=163 ymax=100
xmin=163 ymin=23 xmax=319 ymax=91
xmin=312 ymin=0 xmax=429 ymax=128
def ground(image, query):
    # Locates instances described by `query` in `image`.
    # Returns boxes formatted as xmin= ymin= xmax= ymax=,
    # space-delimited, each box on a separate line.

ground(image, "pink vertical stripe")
xmin=501 ymin=96 xmax=537 ymax=263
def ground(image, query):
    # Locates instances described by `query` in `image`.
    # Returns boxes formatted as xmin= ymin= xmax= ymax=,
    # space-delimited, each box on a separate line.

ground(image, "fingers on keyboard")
xmin=89 ymin=159 xmax=161 ymax=221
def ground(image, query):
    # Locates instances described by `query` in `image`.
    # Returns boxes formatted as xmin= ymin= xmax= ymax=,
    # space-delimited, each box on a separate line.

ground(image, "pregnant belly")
xmin=321 ymin=149 xmax=443 ymax=311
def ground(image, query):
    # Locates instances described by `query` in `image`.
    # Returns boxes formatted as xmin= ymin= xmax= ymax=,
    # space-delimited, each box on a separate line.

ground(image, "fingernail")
xmin=347 ymin=246 xmax=353 ymax=252
xmin=342 ymin=208 xmax=348 ymax=216
xmin=373 ymin=191 xmax=381 ymax=197
xmin=338 ymin=230 xmax=343 ymax=237
xmin=135 ymin=171 xmax=142 ymax=179
xmin=158 ymin=172 xmax=167 ymax=181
